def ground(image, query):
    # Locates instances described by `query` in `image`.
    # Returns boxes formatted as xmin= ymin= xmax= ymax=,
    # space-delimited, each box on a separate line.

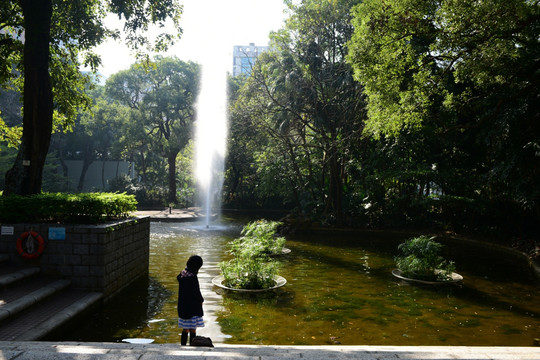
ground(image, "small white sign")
xmin=1 ymin=226 xmax=14 ymax=236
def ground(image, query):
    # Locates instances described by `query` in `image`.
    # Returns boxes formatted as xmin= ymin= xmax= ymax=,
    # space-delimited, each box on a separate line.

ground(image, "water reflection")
xmin=56 ymin=220 xmax=540 ymax=346
xmin=147 ymin=221 xmax=239 ymax=343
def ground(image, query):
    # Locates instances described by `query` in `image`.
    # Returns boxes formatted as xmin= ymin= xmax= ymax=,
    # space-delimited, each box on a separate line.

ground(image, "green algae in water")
xmin=219 ymin=315 xmax=246 ymax=334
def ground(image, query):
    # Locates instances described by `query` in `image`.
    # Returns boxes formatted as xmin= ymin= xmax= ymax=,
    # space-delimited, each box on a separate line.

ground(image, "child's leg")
xmin=189 ymin=329 xmax=196 ymax=345
xmin=180 ymin=329 xmax=188 ymax=345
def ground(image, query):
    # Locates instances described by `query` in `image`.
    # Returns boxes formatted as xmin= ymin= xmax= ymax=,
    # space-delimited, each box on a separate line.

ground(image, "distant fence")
xmin=63 ymin=160 xmax=135 ymax=192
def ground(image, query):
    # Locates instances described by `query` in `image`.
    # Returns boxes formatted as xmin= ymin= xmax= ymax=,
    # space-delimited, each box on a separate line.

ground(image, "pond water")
xmin=57 ymin=219 xmax=540 ymax=346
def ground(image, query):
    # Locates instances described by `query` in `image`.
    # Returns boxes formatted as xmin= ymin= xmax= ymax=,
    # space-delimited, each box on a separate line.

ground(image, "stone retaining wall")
xmin=0 ymin=217 xmax=150 ymax=299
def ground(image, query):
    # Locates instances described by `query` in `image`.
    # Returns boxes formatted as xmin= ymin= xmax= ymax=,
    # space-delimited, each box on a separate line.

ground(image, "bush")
xmin=0 ymin=192 xmax=137 ymax=223
xmin=395 ymin=235 xmax=456 ymax=281
xmin=108 ymin=175 xmax=138 ymax=194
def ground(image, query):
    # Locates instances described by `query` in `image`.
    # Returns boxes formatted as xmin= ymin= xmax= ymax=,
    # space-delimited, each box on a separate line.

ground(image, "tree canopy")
xmin=1 ymin=0 xmax=537 ymax=239
xmin=0 ymin=0 xmax=183 ymax=195
xmin=223 ymin=0 xmax=539 ymax=237
xmin=346 ymin=0 xmax=540 ymax=223
xmin=227 ymin=0 xmax=365 ymax=223
xmin=106 ymin=57 xmax=200 ymax=204
xmin=347 ymin=0 xmax=539 ymax=138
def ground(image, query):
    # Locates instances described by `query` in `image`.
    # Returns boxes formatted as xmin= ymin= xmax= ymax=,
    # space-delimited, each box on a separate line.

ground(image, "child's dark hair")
xmin=186 ymin=255 xmax=203 ymax=274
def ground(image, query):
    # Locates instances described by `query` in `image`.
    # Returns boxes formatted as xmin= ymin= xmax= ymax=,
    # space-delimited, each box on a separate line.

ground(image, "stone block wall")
xmin=0 ymin=217 xmax=150 ymax=299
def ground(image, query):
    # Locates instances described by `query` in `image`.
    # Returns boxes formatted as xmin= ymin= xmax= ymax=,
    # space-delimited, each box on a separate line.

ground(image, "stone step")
xmin=0 ymin=267 xmax=41 ymax=288
xmin=0 ymin=263 xmax=105 ymax=341
xmin=0 ymin=276 xmax=61 ymax=304
xmin=0 ymin=254 xmax=10 ymax=265
xmin=0 ymin=290 xmax=103 ymax=341
xmin=0 ymin=278 xmax=71 ymax=322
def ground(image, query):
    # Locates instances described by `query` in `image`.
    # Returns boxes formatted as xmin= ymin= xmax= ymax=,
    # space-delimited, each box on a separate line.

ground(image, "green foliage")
xmin=0 ymin=144 xmax=17 ymax=189
xmin=106 ymin=56 xmax=200 ymax=204
xmin=108 ymin=175 xmax=137 ymax=194
xmin=395 ymin=236 xmax=456 ymax=281
xmin=347 ymin=0 xmax=539 ymax=138
xmin=219 ymin=220 xmax=285 ymax=290
xmin=226 ymin=0 xmax=366 ymax=224
xmin=174 ymin=141 xmax=195 ymax=208
xmin=0 ymin=192 xmax=137 ymax=223
xmin=219 ymin=256 xmax=278 ymax=290
xmin=1 ymin=0 xmax=183 ymax=195
xmin=233 ymin=220 xmax=286 ymax=256
xmin=346 ymin=0 xmax=540 ymax=229
xmin=0 ymin=89 xmax=23 ymax=148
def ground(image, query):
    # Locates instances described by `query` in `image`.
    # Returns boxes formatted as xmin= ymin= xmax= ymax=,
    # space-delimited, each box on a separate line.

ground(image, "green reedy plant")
xmin=395 ymin=235 xmax=456 ymax=281
xmin=219 ymin=219 xmax=285 ymax=290
xmin=219 ymin=255 xmax=278 ymax=290
xmin=234 ymin=220 xmax=286 ymax=256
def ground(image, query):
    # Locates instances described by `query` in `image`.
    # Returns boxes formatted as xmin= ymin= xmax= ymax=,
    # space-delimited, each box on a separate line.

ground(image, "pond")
xmin=55 ymin=218 xmax=540 ymax=346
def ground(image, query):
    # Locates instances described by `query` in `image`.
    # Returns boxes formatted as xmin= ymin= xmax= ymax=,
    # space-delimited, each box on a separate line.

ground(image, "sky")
xmin=92 ymin=0 xmax=288 ymax=78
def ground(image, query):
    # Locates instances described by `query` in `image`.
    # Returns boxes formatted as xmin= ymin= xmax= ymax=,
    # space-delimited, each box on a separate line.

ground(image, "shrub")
xmin=0 ymin=192 xmax=137 ymax=223
xmin=395 ymin=235 xmax=456 ymax=281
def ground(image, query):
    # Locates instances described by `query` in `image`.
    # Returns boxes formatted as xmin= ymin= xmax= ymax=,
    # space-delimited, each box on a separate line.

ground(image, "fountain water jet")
xmin=194 ymin=59 xmax=228 ymax=227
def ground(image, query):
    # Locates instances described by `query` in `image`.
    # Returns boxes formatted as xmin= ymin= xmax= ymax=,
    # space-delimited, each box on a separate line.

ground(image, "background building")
xmin=232 ymin=43 xmax=269 ymax=77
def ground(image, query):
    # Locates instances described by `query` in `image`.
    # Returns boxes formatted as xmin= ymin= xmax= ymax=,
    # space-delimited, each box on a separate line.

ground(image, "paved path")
xmin=135 ymin=208 xmax=205 ymax=222
xmin=0 ymin=342 xmax=539 ymax=360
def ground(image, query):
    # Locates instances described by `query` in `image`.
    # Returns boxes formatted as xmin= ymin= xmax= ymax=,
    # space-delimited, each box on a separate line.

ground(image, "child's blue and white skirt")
xmin=178 ymin=316 xmax=205 ymax=329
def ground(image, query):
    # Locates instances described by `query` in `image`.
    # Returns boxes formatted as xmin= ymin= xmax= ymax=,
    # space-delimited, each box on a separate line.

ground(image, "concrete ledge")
xmin=0 ymin=342 xmax=538 ymax=360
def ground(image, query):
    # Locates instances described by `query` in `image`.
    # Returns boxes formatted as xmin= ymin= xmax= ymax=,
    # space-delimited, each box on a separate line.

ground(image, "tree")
xmin=73 ymin=88 xmax=131 ymax=191
xmin=348 ymin=0 xmax=539 ymax=136
xmin=347 ymin=0 xmax=540 ymax=225
xmin=0 ymin=0 xmax=182 ymax=195
xmin=0 ymin=89 xmax=22 ymax=148
xmin=106 ymin=57 xmax=200 ymax=204
xmin=231 ymin=0 xmax=365 ymax=223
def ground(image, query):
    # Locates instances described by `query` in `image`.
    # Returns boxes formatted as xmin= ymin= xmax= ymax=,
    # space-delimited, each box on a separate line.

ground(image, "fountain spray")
xmin=194 ymin=59 xmax=228 ymax=228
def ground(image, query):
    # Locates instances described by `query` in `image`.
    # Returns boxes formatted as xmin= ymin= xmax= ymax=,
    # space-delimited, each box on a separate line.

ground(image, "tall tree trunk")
xmin=101 ymin=161 xmax=106 ymax=189
xmin=167 ymin=150 xmax=179 ymax=204
xmin=3 ymin=0 xmax=53 ymax=196
xmin=58 ymin=149 xmax=70 ymax=190
xmin=327 ymin=146 xmax=344 ymax=225
xmin=77 ymin=146 xmax=94 ymax=192
xmin=139 ymin=150 xmax=147 ymax=185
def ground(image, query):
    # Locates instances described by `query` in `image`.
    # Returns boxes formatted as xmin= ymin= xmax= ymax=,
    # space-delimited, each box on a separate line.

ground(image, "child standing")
xmin=177 ymin=255 xmax=204 ymax=346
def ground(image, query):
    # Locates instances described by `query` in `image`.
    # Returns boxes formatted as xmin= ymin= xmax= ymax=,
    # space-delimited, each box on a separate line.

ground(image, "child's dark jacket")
xmin=177 ymin=269 xmax=204 ymax=319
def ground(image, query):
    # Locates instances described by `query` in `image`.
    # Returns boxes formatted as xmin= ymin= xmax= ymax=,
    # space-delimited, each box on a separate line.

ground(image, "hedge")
xmin=0 ymin=192 xmax=137 ymax=224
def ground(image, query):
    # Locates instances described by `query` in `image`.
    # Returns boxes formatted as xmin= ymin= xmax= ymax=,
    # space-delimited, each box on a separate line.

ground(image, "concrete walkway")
xmin=135 ymin=208 xmax=206 ymax=222
xmin=0 ymin=342 xmax=539 ymax=360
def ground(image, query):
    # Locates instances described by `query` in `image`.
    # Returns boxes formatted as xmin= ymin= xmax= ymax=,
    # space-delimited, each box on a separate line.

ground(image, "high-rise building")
xmin=232 ymin=43 xmax=269 ymax=77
